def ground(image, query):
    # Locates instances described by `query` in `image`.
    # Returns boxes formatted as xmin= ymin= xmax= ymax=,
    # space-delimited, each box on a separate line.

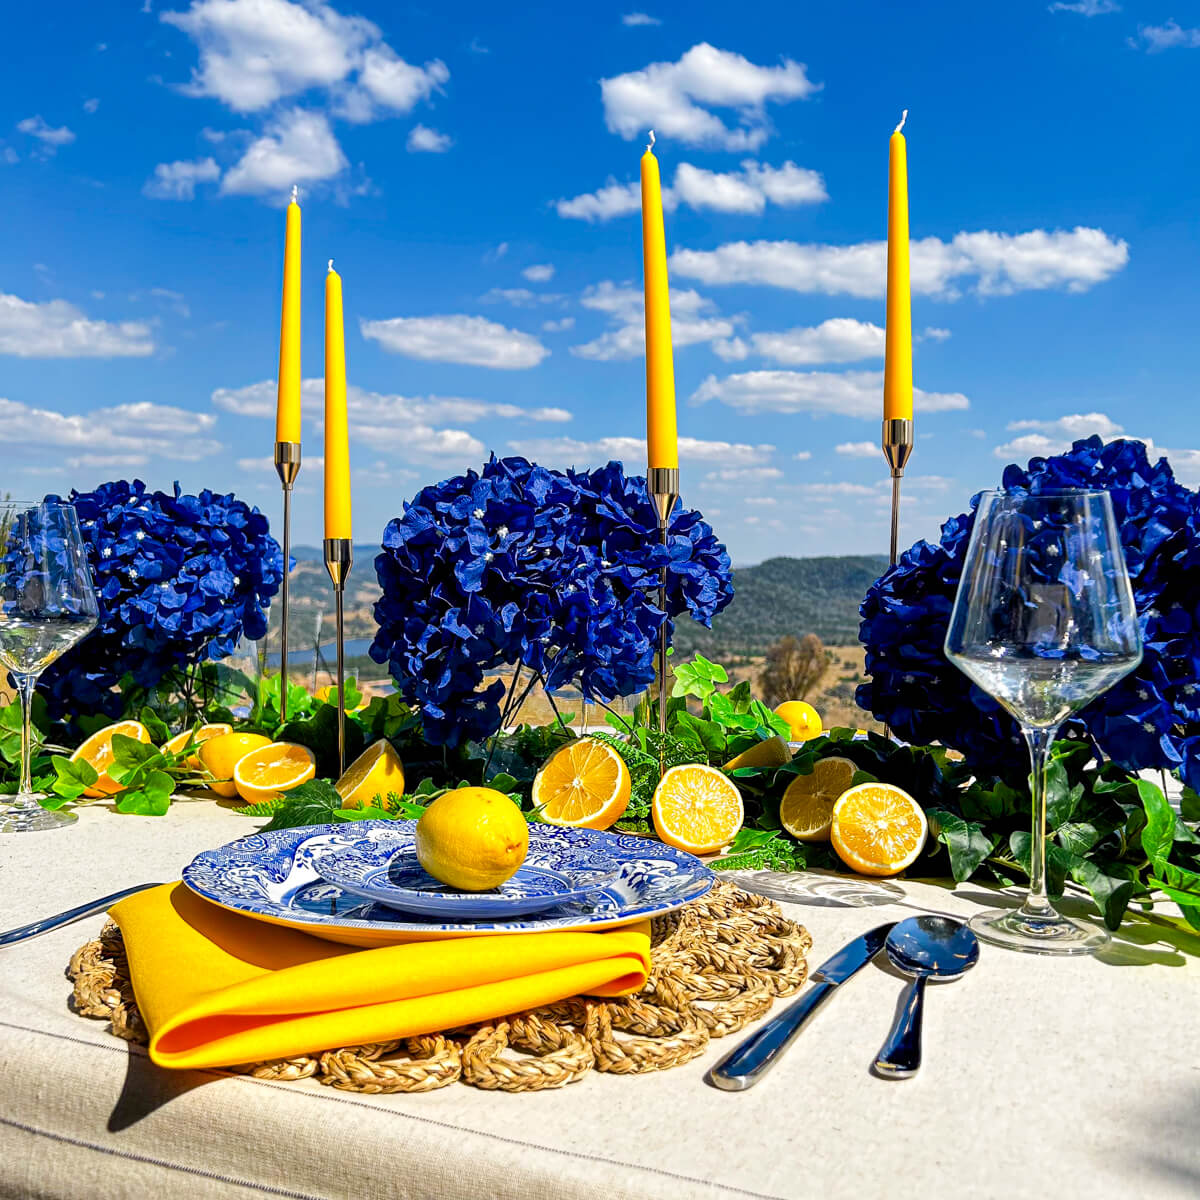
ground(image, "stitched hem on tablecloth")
xmin=0 ymin=1019 xmax=787 ymax=1200
xmin=0 ymin=1115 xmax=326 ymax=1199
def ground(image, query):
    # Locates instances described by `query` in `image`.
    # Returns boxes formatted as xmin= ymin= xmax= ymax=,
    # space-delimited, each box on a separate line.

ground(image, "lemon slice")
xmin=336 ymin=740 xmax=405 ymax=809
xmin=652 ymin=764 xmax=744 ymax=855
xmin=779 ymin=756 xmax=857 ymax=842
xmin=531 ymin=739 xmax=632 ymax=830
xmin=725 ymin=735 xmax=792 ymax=772
xmin=232 ymin=742 xmax=316 ymax=805
xmin=830 ymin=782 xmax=928 ymax=877
xmin=69 ymin=721 xmax=150 ymax=797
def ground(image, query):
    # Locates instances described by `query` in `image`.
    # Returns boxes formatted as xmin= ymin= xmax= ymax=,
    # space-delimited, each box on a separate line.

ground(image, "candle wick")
xmin=328 ymin=258 xmax=334 ymax=273
xmin=290 ymin=184 xmax=298 ymax=204
xmin=894 ymin=109 xmax=908 ymax=134
xmin=646 ymin=129 xmax=656 ymax=152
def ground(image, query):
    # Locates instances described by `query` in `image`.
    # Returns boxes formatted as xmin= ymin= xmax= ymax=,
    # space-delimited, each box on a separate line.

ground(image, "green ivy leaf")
xmin=1137 ymin=779 xmax=1175 ymax=874
xmin=1069 ymin=859 xmax=1138 ymax=930
xmin=1180 ymin=787 xmax=1200 ymax=824
xmin=927 ymin=808 xmax=997 ymax=883
xmin=138 ymin=706 xmax=171 ymax=746
xmin=115 ymin=769 xmax=174 ymax=816
xmin=257 ymin=779 xmax=346 ymax=831
xmin=49 ymin=754 xmax=97 ymax=801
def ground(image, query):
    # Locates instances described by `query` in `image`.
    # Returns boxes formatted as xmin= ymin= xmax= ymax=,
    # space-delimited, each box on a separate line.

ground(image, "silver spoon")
xmin=873 ymin=914 xmax=979 ymax=1079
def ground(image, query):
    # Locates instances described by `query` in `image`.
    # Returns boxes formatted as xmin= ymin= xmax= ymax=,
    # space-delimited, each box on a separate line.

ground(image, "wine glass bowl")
xmin=945 ymin=489 xmax=1142 ymax=954
xmin=0 ymin=501 xmax=99 ymax=833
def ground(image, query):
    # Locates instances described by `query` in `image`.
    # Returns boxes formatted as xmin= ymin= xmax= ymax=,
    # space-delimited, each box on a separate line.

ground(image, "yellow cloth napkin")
xmin=110 ymin=883 xmax=651 ymax=1071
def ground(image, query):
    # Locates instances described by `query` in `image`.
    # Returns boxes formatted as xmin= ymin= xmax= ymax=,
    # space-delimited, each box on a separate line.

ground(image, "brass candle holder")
xmin=273 ymin=441 xmax=301 ymax=722
xmin=648 ymin=466 xmax=680 ymax=775
xmin=881 ymin=417 xmax=913 ymax=565
xmin=323 ymin=537 xmax=353 ymax=775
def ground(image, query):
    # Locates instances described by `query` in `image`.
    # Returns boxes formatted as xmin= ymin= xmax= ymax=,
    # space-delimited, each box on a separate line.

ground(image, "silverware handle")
xmin=708 ymin=980 xmax=836 ymax=1091
xmin=874 ymin=974 xmax=926 ymax=1078
xmin=0 ymin=882 xmax=162 ymax=948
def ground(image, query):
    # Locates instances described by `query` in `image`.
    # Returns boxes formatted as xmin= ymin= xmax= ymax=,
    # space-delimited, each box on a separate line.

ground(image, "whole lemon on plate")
xmin=415 ymin=787 xmax=530 ymax=892
xmin=774 ymin=700 xmax=822 ymax=742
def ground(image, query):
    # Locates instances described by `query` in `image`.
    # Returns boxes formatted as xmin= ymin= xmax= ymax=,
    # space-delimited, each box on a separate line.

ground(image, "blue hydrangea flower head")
xmin=37 ymin=480 xmax=284 ymax=720
xmin=858 ymin=437 xmax=1200 ymax=788
xmin=370 ymin=455 xmax=733 ymax=746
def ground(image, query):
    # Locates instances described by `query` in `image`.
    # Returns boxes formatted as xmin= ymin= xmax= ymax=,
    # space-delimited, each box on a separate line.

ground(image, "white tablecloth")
xmin=0 ymin=800 xmax=1197 ymax=1200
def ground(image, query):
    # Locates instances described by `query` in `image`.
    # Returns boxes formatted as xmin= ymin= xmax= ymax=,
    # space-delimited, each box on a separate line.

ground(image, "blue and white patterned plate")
xmin=181 ymin=820 xmax=715 ymax=946
xmin=313 ymin=832 xmax=621 ymax=918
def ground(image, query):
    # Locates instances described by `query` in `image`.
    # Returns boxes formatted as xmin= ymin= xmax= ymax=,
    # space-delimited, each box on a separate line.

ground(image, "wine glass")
xmin=945 ymin=489 xmax=1142 ymax=955
xmin=0 ymin=501 xmax=99 ymax=833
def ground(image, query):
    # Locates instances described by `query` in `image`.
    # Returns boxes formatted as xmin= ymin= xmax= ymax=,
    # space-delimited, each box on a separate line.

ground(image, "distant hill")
xmin=673 ymin=555 xmax=888 ymax=657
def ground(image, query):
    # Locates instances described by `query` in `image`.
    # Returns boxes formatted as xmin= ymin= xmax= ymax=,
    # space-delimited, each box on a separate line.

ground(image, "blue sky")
xmin=3 ymin=0 xmax=1199 ymax=563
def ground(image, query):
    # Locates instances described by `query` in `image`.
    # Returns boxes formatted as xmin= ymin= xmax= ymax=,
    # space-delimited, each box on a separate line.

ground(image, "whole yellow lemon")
xmin=415 ymin=787 xmax=530 ymax=892
xmin=774 ymin=700 xmax=823 ymax=742
xmin=198 ymin=732 xmax=272 ymax=797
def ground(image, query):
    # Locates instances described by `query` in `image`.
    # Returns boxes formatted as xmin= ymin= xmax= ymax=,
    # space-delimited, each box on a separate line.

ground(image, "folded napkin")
xmin=110 ymin=883 xmax=651 ymax=1071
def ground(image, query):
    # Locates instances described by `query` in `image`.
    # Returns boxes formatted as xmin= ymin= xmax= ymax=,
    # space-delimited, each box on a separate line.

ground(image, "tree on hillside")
xmin=758 ymin=633 xmax=828 ymax=706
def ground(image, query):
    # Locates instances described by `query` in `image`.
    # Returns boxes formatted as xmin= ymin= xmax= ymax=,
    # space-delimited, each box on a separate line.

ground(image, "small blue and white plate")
xmin=313 ymin=833 xmax=620 ymax=918
xmin=181 ymin=820 xmax=715 ymax=946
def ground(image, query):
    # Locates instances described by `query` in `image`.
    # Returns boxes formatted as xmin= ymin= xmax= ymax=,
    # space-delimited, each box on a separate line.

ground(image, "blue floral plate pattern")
xmin=181 ymin=821 xmax=715 ymax=946
xmin=313 ymin=832 xmax=622 ymax=918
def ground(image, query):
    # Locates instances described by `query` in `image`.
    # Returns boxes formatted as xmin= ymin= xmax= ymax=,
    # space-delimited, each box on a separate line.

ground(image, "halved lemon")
xmin=652 ymin=764 xmax=744 ymax=855
xmin=531 ymin=738 xmax=631 ymax=830
xmin=779 ymin=756 xmax=857 ymax=842
xmin=197 ymin=731 xmax=272 ymax=797
xmin=69 ymin=720 xmax=151 ymax=798
xmin=336 ymin=740 xmax=406 ymax=809
xmin=830 ymin=782 xmax=928 ymax=878
xmin=725 ymin=735 xmax=792 ymax=772
xmin=162 ymin=723 xmax=233 ymax=769
xmin=233 ymin=742 xmax=316 ymax=805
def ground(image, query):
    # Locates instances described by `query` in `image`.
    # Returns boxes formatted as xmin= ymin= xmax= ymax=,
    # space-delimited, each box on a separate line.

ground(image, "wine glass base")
xmin=968 ymin=905 xmax=1109 ymax=956
xmin=0 ymin=800 xmax=78 ymax=834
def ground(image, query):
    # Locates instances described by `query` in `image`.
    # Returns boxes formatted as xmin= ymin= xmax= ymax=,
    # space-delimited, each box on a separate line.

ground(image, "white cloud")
xmin=213 ymin=378 xmax=569 ymax=427
xmin=706 ymin=466 xmax=784 ymax=482
xmin=0 ymin=293 xmax=155 ymax=358
xmin=346 ymin=47 xmax=448 ymax=119
xmin=480 ymin=287 xmax=566 ymax=307
xmin=221 ymin=108 xmax=347 ymax=196
xmin=360 ymin=314 xmax=549 ymax=369
xmin=1137 ymin=20 xmax=1200 ymax=50
xmin=406 ymin=124 xmax=451 ymax=152
xmin=0 ymin=397 xmax=220 ymax=464
xmin=748 ymin=318 xmax=884 ymax=365
xmin=508 ymin=435 xmax=774 ymax=468
xmin=671 ymin=227 xmax=1129 ymax=298
xmin=83 ymin=98 xmax=100 ymax=113
xmin=143 ymin=156 xmax=220 ymax=199
xmin=570 ymin=281 xmax=735 ymax=360
xmin=993 ymin=412 xmax=1125 ymax=459
xmin=149 ymin=286 xmax=190 ymax=317
xmin=691 ymin=369 xmax=970 ymax=417
xmin=793 ymin=481 xmax=877 ymax=498
xmin=599 ymin=43 xmax=818 ymax=151
xmin=920 ymin=326 xmax=952 ymax=342
xmin=522 ymin=263 xmax=555 ymax=282
xmin=1 ymin=147 xmax=17 ymax=165
xmin=557 ymin=158 xmax=825 ymax=222
xmin=621 ymin=12 xmax=661 ymax=25
xmin=1160 ymin=448 xmax=1200 ymax=488
xmin=542 ymin=316 xmax=575 ymax=332
xmin=835 ymin=441 xmax=878 ymax=457
xmin=16 ymin=115 xmax=75 ymax=153
xmin=793 ymin=450 xmax=812 ymax=461
xmin=1048 ymin=0 xmax=1119 ymax=13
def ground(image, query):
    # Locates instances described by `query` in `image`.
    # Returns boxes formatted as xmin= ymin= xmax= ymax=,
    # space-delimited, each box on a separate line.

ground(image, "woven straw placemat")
xmin=67 ymin=879 xmax=811 ymax=1094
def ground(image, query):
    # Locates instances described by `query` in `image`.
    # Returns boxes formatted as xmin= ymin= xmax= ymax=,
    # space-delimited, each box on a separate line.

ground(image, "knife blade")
xmin=0 ymin=882 xmax=162 ymax=948
xmin=708 ymin=922 xmax=896 ymax=1091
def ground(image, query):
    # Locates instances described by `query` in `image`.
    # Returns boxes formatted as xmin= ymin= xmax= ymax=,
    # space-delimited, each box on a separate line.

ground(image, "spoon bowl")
xmin=874 ymin=915 xmax=980 ymax=1079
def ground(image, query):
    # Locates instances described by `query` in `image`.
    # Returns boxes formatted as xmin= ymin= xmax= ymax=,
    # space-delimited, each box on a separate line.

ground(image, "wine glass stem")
xmin=13 ymin=672 xmax=36 ymax=797
xmin=1022 ymin=723 xmax=1060 ymax=916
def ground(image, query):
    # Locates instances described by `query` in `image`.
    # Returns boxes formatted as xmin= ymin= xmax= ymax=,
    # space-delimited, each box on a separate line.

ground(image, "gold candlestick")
xmin=323 ymin=537 xmax=353 ymax=775
xmin=648 ymin=466 xmax=680 ymax=775
xmin=274 ymin=441 xmax=301 ymax=722
xmin=881 ymin=418 xmax=913 ymax=565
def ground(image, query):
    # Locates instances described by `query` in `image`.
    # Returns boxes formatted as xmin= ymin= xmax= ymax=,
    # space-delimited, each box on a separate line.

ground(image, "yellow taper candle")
xmin=884 ymin=111 xmax=913 ymax=423
xmin=641 ymin=131 xmax=678 ymax=470
xmin=275 ymin=186 xmax=302 ymax=443
xmin=324 ymin=260 xmax=352 ymax=540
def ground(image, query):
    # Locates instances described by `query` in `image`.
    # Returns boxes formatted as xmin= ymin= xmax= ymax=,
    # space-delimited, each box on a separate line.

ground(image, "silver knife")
xmin=0 ymin=882 xmax=162 ymax=948
xmin=708 ymin=922 xmax=896 ymax=1091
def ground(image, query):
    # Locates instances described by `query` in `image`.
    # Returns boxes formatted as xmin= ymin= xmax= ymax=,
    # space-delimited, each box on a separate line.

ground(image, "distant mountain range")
xmin=277 ymin=551 xmax=887 ymax=662
xmin=673 ymin=555 xmax=888 ymax=656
